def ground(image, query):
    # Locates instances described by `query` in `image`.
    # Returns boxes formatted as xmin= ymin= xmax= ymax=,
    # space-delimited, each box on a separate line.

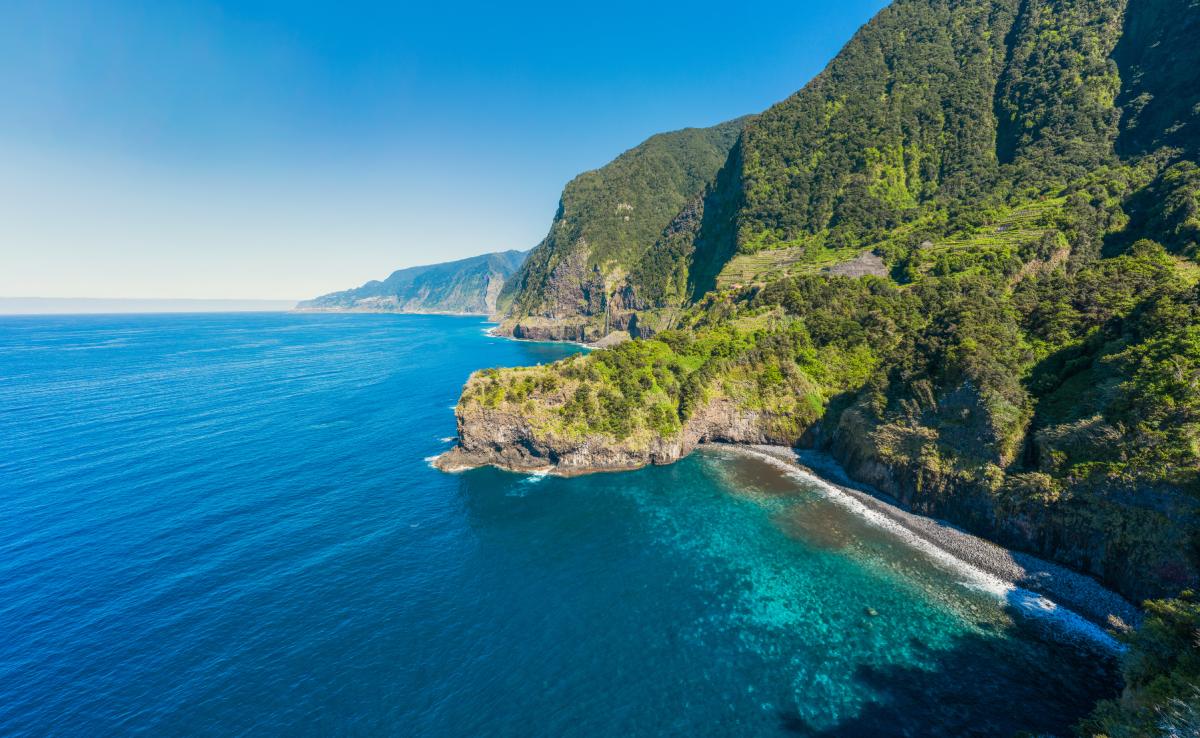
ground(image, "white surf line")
xmin=730 ymin=446 xmax=1124 ymax=653
xmin=480 ymin=326 xmax=596 ymax=350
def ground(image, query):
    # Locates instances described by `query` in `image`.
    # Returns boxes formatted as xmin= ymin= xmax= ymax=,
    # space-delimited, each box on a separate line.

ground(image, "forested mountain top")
xmin=498 ymin=0 xmax=1200 ymax=344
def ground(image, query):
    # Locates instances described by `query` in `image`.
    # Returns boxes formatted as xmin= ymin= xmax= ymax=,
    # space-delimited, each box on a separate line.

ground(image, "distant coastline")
xmin=292 ymin=306 xmax=490 ymax=317
xmin=0 ymin=297 xmax=298 ymax=315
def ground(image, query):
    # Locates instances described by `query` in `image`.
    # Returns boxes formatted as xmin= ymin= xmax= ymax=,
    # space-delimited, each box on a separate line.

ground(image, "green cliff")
xmin=495 ymin=119 xmax=747 ymax=342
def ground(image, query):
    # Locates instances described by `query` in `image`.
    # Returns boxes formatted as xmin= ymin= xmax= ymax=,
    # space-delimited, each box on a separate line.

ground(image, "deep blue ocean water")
xmin=0 ymin=313 xmax=1116 ymax=736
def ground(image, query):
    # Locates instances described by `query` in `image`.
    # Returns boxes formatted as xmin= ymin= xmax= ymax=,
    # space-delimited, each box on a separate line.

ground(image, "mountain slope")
xmin=298 ymin=250 xmax=527 ymax=315
xmin=501 ymin=0 xmax=1176 ymax=333
xmin=681 ymin=0 xmax=1142 ymax=293
xmin=441 ymin=2 xmax=1200 ymax=729
xmin=495 ymin=119 xmax=747 ymax=341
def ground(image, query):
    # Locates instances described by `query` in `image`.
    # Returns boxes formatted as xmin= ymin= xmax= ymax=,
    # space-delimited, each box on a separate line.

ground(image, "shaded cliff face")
xmin=298 ymin=250 xmax=526 ymax=315
xmin=495 ymin=120 xmax=746 ymax=339
xmin=1112 ymin=0 xmax=1200 ymax=160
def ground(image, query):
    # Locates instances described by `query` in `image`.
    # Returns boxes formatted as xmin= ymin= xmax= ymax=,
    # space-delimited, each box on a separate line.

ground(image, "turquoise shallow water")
xmin=0 ymin=313 xmax=1114 ymax=736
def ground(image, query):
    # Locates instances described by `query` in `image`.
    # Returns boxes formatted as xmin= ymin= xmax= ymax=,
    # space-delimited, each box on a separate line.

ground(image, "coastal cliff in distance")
xmin=440 ymin=0 xmax=1200 ymax=732
xmin=297 ymin=250 xmax=527 ymax=315
xmin=494 ymin=118 xmax=748 ymax=343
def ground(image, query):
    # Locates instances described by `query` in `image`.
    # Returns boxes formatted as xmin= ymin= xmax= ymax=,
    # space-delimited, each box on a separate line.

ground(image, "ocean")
xmin=0 ymin=313 xmax=1115 ymax=736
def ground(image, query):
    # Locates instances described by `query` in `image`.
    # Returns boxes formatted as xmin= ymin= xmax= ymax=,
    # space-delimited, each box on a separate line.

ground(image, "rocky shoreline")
xmin=435 ymin=328 xmax=1142 ymax=643
xmin=724 ymin=444 xmax=1139 ymax=642
xmin=432 ymin=446 xmax=638 ymax=476
xmin=435 ymin=436 xmax=1139 ymax=646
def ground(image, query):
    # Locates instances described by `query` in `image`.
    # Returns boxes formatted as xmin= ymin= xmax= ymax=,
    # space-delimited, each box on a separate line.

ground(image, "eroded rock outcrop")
xmin=435 ymin=392 xmax=798 ymax=475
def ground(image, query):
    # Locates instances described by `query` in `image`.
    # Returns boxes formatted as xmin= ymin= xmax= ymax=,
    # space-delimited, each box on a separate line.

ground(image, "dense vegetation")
xmin=1083 ymin=593 xmax=1200 ymax=736
xmin=456 ymin=0 xmax=1200 ymax=732
xmin=497 ymin=119 xmax=746 ymax=323
xmin=736 ymin=0 xmax=1019 ymax=251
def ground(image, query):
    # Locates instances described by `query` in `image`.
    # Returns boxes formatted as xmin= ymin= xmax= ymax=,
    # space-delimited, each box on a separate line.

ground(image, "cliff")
xmin=495 ymin=119 xmax=747 ymax=342
xmin=435 ymin=386 xmax=789 ymax=475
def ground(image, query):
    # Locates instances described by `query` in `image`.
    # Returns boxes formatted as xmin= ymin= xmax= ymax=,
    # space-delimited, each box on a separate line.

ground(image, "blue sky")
xmin=0 ymin=0 xmax=888 ymax=300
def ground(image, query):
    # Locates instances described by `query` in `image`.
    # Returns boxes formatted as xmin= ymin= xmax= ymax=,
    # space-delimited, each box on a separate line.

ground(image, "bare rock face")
xmin=494 ymin=316 xmax=604 ymax=344
xmin=822 ymin=251 xmax=888 ymax=278
xmin=432 ymin=408 xmax=687 ymax=474
xmin=684 ymin=398 xmax=799 ymax=447
xmin=493 ymin=249 xmax=645 ymax=344
xmin=536 ymin=248 xmax=606 ymax=319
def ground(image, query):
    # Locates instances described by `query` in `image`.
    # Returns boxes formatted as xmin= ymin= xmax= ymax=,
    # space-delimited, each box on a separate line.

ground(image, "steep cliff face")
xmin=1112 ymin=0 xmax=1200 ymax=160
xmin=495 ymin=120 xmax=747 ymax=340
xmin=298 ymin=250 xmax=526 ymax=315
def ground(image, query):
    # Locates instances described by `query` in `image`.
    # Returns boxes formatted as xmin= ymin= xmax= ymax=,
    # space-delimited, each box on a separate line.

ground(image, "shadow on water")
xmin=776 ymin=594 xmax=1119 ymax=738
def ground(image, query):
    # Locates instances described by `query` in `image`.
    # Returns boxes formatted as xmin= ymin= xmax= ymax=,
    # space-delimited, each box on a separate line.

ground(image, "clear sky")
xmin=0 ymin=0 xmax=889 ymax=300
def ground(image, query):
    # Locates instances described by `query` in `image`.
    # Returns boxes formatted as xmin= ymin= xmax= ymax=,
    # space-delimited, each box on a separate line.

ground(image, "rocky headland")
xmin=434 ymin=393 xmax=1138 ymax=640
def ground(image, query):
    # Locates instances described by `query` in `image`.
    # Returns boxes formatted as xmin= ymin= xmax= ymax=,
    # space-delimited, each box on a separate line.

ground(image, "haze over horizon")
xmin=1 ymin=0 xmax=888 ymax=301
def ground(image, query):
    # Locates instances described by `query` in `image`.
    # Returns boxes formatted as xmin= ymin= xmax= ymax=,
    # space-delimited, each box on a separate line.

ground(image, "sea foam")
xmin=735 ymin=447 xmax=1123 ymax=653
